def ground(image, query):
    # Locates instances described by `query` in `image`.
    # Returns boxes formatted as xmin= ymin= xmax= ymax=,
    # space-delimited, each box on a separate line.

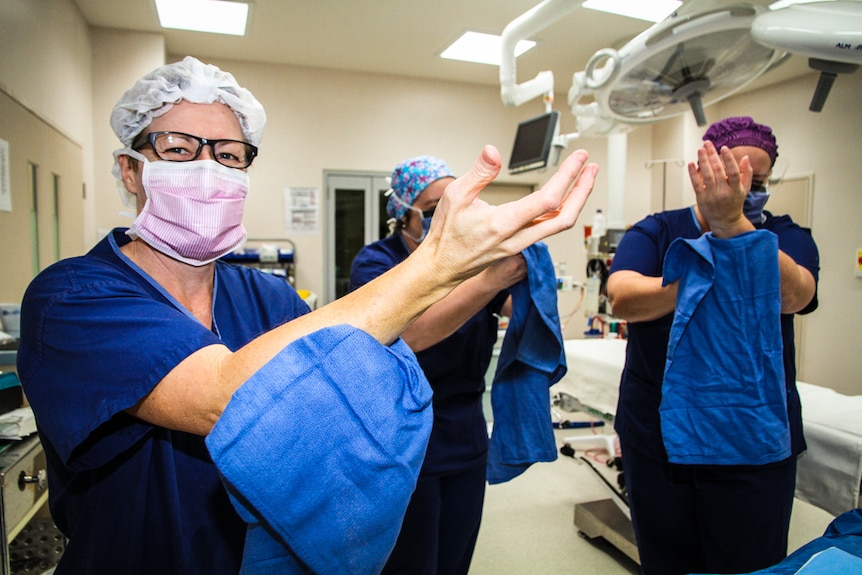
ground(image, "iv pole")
xmin=645 ymin=159 xmax=684 ymax=211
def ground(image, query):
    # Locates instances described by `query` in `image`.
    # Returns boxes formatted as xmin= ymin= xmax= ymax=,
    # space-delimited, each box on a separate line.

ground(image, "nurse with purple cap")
xmin=607 ymin=117 xmax=820 ymax=575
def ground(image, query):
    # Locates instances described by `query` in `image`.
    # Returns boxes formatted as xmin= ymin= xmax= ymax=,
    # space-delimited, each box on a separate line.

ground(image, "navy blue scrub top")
xmin=17 ymin=229 xmax=309 ymax=575
xmin=609 ymin=208 xmax=819 ymax=462
xmin=349 ymin=233 xmax=507 ymax=475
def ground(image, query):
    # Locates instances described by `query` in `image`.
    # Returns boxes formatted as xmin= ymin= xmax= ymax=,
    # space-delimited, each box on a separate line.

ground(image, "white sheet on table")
xmin=795 ymin=382 xmax=862 ymax=517
xmin=552 ymin=339 xmax=627 ymax=418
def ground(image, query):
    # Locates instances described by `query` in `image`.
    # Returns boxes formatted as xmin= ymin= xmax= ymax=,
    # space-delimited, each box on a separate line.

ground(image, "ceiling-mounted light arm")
xmin=583 ymin=48 xmax=621 ymax=90
xmin=547 ymin=132 xmax=582 ymax=169
xmin=553 ymin=132 xmax=581 ymax=149
xmin=751 ymin=1 xmax=862 ymax=113
xmin=807 ymin=59 xmax=859 ymax=113
xmin=500 ymin=0 xmax=586 ymax=108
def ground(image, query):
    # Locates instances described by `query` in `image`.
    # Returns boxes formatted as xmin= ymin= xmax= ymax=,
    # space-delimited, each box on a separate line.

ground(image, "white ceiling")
xmin=73 ymin=0 xmax=813 ymax=99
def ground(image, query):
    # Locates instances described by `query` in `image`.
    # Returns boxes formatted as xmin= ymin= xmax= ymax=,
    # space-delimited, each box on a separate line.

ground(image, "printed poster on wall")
xmin=284 ymin=187 xmax=318 ymax=234
xmin=0 ymin=139 xmax=11 ymax=212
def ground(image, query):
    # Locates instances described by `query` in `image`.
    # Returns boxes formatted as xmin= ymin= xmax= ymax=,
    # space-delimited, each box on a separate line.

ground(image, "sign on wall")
xmin=284 ymin=186 xmax=318 ymax=233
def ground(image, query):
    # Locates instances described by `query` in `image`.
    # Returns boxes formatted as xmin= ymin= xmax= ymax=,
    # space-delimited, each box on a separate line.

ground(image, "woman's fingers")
xmin=438 ymin=145 xmax=502 ymax=212
xmin=688 ymin=161 xmax=704 ymax=193
xmin=495 ymin=148 xmax=592 ymax=221
xmin=698 ymin=143 xmax=718 ymax=192
xmin=499 ymin=152 xmax=597 ymax=250
xmin=423 ymin=146 xmax=596 ymax=282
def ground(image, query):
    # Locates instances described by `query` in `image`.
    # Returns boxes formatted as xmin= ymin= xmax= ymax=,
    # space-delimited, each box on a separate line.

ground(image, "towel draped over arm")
xmin=206 ymin=325 xmax=433 ymax=574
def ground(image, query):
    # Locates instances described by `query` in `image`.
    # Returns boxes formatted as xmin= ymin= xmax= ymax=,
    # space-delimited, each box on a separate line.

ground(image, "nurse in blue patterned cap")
xmin=350 ymin=156 xmax=528 ymax=575
xmin=386 ymin=155 xmax=455 ymax=246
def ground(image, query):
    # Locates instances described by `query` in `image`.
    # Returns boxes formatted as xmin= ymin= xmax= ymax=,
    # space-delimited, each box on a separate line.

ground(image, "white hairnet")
xmin=110 ymin=56 xmax=266 ymax=147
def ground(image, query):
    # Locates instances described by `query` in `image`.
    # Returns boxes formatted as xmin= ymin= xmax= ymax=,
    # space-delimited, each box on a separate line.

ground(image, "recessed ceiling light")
xmin=768 ymin=0 xmax=831 ymax=9
xmin=583 ymin=0 xmax=682 ymax=23
xmin=155 ymin=0 xmax=250 ymax=36
xmin=441 ymin=31 xmax=536 ymax=66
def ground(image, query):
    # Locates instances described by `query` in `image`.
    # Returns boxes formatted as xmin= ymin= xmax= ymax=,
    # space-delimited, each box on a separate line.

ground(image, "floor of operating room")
xmin=469 ymin=402 xmax=837 ymax=574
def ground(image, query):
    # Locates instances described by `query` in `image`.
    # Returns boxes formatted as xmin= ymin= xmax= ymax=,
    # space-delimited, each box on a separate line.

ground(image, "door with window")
xmin=325 ymin=173 xmax=390 ymax=302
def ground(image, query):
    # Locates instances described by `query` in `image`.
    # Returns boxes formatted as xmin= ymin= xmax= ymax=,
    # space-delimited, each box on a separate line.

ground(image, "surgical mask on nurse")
xmin=387 ymin=192 xmax=434 ymax=244
xmin=744 ymin=183 xmax=770 ymax=224
xmin=118 ymin=148 xmax=249 ymax=265
xmin=403 ymin=204 xmax=435 ymax=244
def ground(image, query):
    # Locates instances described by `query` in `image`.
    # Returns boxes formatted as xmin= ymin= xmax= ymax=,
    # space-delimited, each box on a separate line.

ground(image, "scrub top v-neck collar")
xmin=109 ymin=230 xmax=222 ymax=336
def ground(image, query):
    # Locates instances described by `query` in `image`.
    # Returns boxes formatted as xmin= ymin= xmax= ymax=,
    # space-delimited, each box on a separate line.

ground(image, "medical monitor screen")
xmin=508 ymin=111 xmax=560 ymax=174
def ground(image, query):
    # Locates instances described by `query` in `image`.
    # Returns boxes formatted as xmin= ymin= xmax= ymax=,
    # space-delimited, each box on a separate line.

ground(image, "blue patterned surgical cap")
xmin=387 ymin=156 xmax=455 ymax=220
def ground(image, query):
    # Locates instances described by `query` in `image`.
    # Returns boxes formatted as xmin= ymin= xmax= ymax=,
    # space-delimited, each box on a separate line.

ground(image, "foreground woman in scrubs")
xmin=16 ymin=56 xmax=597 ymax=574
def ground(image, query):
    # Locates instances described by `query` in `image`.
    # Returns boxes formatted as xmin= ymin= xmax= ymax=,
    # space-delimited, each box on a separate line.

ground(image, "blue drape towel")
xmin=660 ymin=230 xmax=789 ymax=465
xmin=487 ymin=242 xmax=566 ymax=484
xmin=206 ymin=325 xmax=433 ymax=574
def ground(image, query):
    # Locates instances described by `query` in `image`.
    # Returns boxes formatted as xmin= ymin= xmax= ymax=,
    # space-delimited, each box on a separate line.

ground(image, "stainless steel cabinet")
xmin=0 ymin=435 xmax=51 ymax=575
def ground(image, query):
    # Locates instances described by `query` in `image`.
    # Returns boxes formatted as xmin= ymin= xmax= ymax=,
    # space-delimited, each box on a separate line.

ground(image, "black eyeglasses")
xmin=134 ymin=131 xmax=258 ymax=169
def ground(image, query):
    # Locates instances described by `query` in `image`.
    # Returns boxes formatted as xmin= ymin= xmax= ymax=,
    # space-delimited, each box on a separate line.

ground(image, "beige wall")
xmin=2 ymin=0 xmax=861 ymax=394
xmin=0 ymin=0 xmax=93 ymax=254
xmin=91 ymin=28 xmax=166 ymax=243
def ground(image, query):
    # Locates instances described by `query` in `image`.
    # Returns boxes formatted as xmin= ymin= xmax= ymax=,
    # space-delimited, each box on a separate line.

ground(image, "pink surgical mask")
xmin=119 ymin=149 xmax=249 ymax=266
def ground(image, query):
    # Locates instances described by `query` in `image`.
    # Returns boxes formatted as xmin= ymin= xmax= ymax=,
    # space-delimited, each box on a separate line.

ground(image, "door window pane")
xmin=334 ymin=187 xmax=365 ymax=299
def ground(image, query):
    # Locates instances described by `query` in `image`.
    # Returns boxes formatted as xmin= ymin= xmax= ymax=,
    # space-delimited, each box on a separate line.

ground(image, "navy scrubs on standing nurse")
xmin=608 ymin=116 xmax=819 ymax=575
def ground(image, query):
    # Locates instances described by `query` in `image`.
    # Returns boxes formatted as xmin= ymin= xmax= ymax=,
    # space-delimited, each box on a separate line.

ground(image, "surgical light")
xmin=155 ymin=0 xmax=250 ymax=36
xmin=583 ymin=0 xmax=682 ymax=23
xmin=441 ymin=32 xmax=535 ymax=66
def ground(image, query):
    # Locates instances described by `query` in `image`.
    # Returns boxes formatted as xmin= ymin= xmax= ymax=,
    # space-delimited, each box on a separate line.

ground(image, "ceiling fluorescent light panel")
xmin=441 ymin=31 xmax=536 ymax=66
xmin=155 ymin=0 xmax=250 ymax=36
xmin=583 ymin=0 xmax=682 ymax=23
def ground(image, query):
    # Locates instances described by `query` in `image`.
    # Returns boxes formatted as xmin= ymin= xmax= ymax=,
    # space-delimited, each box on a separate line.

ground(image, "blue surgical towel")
xmin=206 ymin=325 xmax=433 ymax=575
xmin=660 ymin=230 xmax=789 ymax=465
xmin=487 ymin=242 xmax=566 ymax=484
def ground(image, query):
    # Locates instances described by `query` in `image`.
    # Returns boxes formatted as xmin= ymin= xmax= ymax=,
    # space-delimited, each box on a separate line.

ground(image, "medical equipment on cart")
xmin=220 ymin=238 xmax=296 ymax=285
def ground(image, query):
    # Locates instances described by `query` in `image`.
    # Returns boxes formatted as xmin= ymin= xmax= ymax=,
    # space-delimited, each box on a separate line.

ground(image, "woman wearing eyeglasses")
xmin=16 ymin=57 xmax=597 ymax=575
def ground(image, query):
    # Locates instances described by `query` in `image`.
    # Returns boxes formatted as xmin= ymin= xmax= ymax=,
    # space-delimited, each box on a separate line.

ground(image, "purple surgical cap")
xmin=387 ymin=156 xmax=455 ymax=220
xmin=703 ymin=116 xmax=778 ymax=165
